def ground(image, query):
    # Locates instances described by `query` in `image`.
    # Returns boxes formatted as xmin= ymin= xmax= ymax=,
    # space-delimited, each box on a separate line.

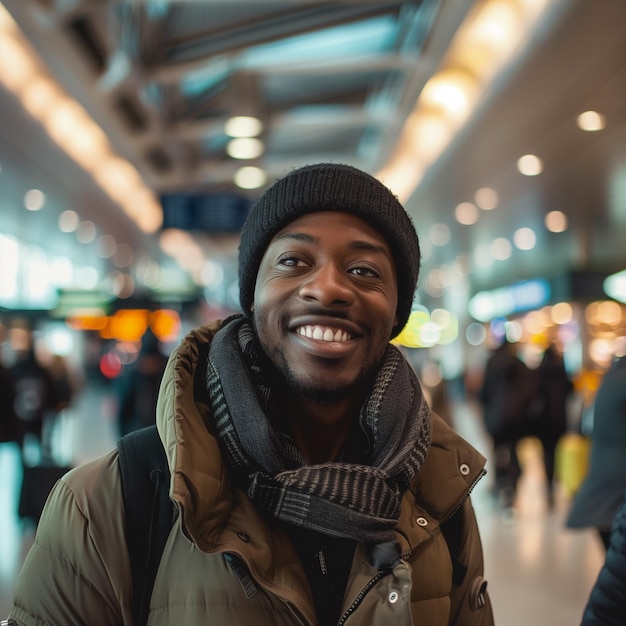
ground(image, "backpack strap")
xmin=117 ymin=425 xmax=174 ymax=626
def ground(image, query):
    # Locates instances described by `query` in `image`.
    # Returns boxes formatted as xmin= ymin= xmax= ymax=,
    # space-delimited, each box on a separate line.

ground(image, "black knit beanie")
xmin=238 ymin=163 xmax=421 ymax=338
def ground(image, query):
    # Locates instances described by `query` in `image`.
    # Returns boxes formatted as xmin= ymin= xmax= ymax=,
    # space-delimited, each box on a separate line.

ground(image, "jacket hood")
xmin=156 ymin=320 xmax=231 ymax=550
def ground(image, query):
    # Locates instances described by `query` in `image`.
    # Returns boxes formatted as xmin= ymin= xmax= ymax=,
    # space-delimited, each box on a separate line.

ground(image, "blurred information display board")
xmin=160 ymin=192 xmax=253 ymax=232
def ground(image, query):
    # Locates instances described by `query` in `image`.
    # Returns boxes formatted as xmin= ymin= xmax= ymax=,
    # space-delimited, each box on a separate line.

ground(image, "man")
xmin=8 ymin=163 xmax=494 ymax=625
xmin=479 ymin=339 xmax=533 ymax=510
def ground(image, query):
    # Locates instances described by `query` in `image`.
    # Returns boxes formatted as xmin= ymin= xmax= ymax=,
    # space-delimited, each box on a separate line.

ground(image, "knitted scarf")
xmin=206 ymin=317 xmax=432 ymax=545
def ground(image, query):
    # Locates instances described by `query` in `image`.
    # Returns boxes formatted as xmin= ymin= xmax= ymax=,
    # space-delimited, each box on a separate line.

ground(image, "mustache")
xmin=289 ymin=305 xmax=351 ymax=321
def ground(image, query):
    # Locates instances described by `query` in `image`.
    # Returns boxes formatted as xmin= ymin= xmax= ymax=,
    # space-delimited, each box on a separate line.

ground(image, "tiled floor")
xmin=0 ymin=384 xmax=605 ymax=624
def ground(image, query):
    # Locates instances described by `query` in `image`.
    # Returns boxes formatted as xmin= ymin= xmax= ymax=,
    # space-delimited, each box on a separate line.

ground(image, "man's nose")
xmin=298 ymin=264 xmax=355 ymax=306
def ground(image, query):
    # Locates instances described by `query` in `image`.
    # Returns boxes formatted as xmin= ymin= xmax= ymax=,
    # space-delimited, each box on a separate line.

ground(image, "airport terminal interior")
xmin=1 ymin=0 xmax=626 ymax=624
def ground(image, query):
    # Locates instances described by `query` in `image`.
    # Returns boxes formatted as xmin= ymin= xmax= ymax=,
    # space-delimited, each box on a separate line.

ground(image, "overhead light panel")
xmin=0 ymin=4 xmax=163 ymax=235
xmin=227 ymin=137 xmax=264 ymax=159
xmin=378 ymin=0 xmax=554 ymax=201
xmin=225 ymin=115 xmax=263 ymax=138
xmin=234 ymin=166 xmax=267 ymax=189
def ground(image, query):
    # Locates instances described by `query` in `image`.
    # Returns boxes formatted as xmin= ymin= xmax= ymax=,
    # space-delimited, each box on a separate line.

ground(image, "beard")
xmin=251 ymin=311 xmax=383 ymax=405
xmin=277 ymin=348 xmax=360 ymax=404
xmin=256 ymin=340 xmax=379 ymax=406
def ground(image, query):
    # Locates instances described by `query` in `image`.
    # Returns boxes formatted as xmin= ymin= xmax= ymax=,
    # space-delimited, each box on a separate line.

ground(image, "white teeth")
xmin=297 ymin=325 xmax=351 ymax=342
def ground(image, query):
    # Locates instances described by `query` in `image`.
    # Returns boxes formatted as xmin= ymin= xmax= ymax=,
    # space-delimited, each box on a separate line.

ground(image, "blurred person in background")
xmin=567 ymin=354 xmax=626 ymax=550
xmin=9 ymin=329 xmax=60 ymax=461
xmin=479 ymin=339 xmax=534 ymax=510
xmin=47 ymin=354 xmax=79 ymax=413
xmin=38 ymin=353 xmax=82 ymax=459
xmin=420 ymin=359 xmax=455 ymax=429
xmin=426 ymin=375 xmax=454 ymax=429
xmin=579 ymin=487 xmax=626 ymax=625
xmin=8 ymin=163 xmax=493 ymax=626
xmin=0 ymin=342 xmax=19 ymax=445
xmin=527 ymin=343 xmax=573 ymax=508
xmin=116 ymin=328 xmax=169 ymax=437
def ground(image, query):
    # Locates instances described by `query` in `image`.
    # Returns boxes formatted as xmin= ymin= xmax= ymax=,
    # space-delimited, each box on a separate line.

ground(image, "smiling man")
xmin=8 ymin=163 xmax=494 ymax=626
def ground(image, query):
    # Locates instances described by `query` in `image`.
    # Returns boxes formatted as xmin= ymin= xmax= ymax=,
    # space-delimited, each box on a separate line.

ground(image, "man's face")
xmin=252 ymin=211 xmax=398 ymax=403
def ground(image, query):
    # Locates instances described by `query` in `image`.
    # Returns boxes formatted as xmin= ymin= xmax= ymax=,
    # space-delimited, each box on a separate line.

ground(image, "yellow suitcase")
xmin=555 ymin=433 xmax=591 ymax=498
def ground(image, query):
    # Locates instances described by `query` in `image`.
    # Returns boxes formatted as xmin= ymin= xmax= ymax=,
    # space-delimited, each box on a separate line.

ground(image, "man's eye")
xmin=278 ymin=255 xmax=302 ymax=267
xmin=350 ymin=266 xmax=380 ymax=278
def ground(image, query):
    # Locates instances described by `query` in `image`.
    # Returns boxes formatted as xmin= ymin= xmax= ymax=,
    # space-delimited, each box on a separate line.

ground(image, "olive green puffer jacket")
xmin=9 ymin=322 xmax=494 ymax=626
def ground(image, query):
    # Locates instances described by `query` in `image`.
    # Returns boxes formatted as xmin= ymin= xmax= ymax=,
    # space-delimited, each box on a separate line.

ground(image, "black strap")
xmin=117 ymin=425 xmax=173 ymax=626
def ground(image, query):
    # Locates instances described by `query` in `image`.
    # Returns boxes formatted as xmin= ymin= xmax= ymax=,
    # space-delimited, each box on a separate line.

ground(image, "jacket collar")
xmin=156 ymin=322 xmax=486 ymax=552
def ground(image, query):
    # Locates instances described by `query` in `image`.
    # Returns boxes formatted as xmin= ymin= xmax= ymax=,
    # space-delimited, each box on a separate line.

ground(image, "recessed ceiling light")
xmin=24 ymin=188 xmax=45 ymax=211
xmin=58 ymin=210 xmax=79 ymax=232
xmin=577 ymin=110 xmax=605 ymax=132
xmin=491 ymin=237 xmax=512 ymax=260
xmin=475 ymin=187 xmax=498 ymax=210
xmin=234 ymin=166 xmax=267 ymax=189
xmin=517 ymin=154 xmax=542 ymax=176
xmin=76 ymin=220 xmax=96 ymax=244
xmin=545 ymin=210 xmax=568 ymax=232
xmin=513 ymin=227 xmax=536 ymax=250
xmin=98 ymin=234 xmax=117 ymax=258
xmin=455 ymin=201 xmax=479 ymax=225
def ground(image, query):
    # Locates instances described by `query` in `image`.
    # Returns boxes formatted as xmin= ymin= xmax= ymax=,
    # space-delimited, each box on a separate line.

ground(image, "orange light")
xmin=149 ymin=309 xmax=181 ymax=342
xmin=67 ymin=315 xmax=108 ymax=331
xmin=109 ymin=309 xmax=149 ymax=342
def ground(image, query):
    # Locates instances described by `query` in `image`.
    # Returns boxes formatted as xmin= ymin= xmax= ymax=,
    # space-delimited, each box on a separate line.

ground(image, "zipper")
xmin=316 ymin=548 xmax=328 ymax=575
xmin=336 ymin=468 xmax=487 ymax=624
xmin=337 ymin=569 xmax=388 ymax=625
xmin=443 ymin=467 xmax=487 ymax=524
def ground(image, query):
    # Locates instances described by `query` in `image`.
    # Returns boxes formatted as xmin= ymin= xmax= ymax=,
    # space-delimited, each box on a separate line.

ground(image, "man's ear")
xmin=250 ymin=302 xmax=255 ymax=313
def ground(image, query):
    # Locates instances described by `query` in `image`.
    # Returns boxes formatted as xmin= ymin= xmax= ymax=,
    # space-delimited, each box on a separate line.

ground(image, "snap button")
xmin=470 ymin=576 xmax=488 ymax=610
xmin=237 ymin=531 xmax=250 ymax=542
xmin=460 ymin=463 xmax=470 ymax=476
xmin=388 ymin=591 xmax=399 ymax=604
xmin=416 ymin=516 xmax=428 ymax=527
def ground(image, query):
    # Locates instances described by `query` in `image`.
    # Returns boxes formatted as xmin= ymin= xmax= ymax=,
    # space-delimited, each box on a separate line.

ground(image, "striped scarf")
xmin=206 ymin=316 xmax=432 ymax=544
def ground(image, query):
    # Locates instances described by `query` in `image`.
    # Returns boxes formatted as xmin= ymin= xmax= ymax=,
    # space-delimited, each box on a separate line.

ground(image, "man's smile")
xmin=295 ymin=325 xmax=353 ymax=342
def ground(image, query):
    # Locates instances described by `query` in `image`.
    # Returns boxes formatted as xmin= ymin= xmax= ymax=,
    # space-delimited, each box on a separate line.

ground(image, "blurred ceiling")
xmin=2 ymin=0 xmax=465 ymax=189
xmin=409 ymin=0 xmax=626 ymax=299
xmin=1 ymin=0 xmax=626 ymax=313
